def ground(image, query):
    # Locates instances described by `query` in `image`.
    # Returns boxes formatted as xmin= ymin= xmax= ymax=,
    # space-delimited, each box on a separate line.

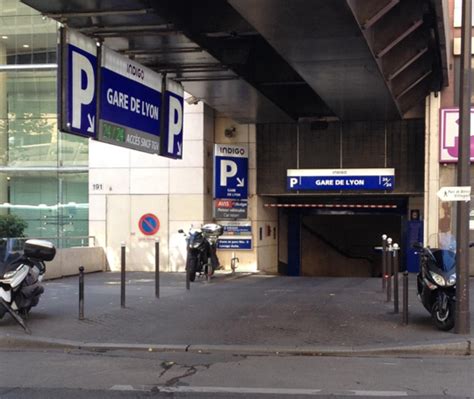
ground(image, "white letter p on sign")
xmin=72 ymin=51 xmax=95 ymax=130
xmin=220 ymin=160 xmax=238 ymax=187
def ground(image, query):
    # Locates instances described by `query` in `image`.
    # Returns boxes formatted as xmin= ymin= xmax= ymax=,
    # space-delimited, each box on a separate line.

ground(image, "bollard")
xmin=393 ymin=243 xmax=400 ymax=314
xmin=402 ymin=271 xmax=409 ymax=325
xmin=381 ymin=234 xmax=387 ymax=290
xmin=78 ymin=266 xmax=84 ymax=320
xmin=207 ymin=257 xmax=212 ymax=283
xmin=155 ymin=239 xmax=160 ymax=299
xmin=186 ymin=265 xmax=190 ymax=290
xmin=121 ymin=242 xmax=126 ymax=308
xmin=385 ymin=238 xmax=393 ymax=302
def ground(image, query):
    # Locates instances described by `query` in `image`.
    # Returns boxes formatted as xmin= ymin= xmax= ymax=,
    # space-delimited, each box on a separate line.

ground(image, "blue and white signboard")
xmin=287 ymin=168 xmax=395 ymax=191
xmin=217 ymin=238 xmax=252 ymax=250
xmin=98 ymin=47 xmax=162 ymax=154
xmin=59 ymin=27 xmax=185 ymax=157
xmin=214 ymin=144 xmax=248 ymax=199
xmin=59 ymin=28 xmax=97 ymax=138
xmin=161 ymin=80 xmax=184 ymax=159
xmin=214 ymin=144 xmax=248 ymax=219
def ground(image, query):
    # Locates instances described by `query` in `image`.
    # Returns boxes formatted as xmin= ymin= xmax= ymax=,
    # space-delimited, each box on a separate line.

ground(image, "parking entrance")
xmin=279 ymin=199 xmax=408 ymax=277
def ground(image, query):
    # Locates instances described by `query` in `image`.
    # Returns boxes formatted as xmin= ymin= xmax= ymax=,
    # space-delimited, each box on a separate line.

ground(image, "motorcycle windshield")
xmin=431 ymin=249 xmax=456 ymax=272
xmin=427 ymin=233 xmax=456 ymax=272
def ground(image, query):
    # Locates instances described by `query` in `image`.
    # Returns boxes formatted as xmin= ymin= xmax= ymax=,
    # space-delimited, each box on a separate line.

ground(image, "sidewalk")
xmin=0 ymin=272 xmax=472 ymax=356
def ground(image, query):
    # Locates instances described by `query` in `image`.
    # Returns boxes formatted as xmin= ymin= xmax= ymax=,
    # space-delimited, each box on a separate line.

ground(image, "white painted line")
xmin=109 ymin=385 xmax=136 ymax=391
xmin=157 ymin=386 xmax=322 ymax=395
xmin=351 ymin=390 xmax=408 ymax=397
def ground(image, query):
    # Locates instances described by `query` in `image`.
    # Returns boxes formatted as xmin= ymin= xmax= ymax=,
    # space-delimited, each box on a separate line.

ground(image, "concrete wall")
xmin=43 ymin=246 xmax=106 ymax=280
xmin=88 ymin=101 xmax=275 ymax=273
xmin=213 ymin=116 xmax=278 ymax=273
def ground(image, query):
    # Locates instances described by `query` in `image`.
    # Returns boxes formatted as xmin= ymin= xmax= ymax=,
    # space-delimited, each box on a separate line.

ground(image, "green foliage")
xmin=0 ymin=214 xmax=28 ymax=238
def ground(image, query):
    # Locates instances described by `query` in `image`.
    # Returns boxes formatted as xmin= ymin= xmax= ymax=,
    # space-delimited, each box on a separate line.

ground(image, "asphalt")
xmin=0 ymin=271 xmax=472 ymax=356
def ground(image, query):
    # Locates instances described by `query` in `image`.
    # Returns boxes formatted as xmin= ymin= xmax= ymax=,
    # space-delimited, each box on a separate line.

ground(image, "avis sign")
xmin=214 ymin=144 xmax=248 ymax=219
xmin=59 ymin=27 xmax=184 ymax=158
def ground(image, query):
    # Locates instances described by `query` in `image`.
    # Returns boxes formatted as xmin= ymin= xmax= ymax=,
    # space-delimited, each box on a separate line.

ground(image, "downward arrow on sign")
xmin=237 ymin=178 xmax=245 ymax=187
xmin=87 ymin=114 xmax=95 ymax=133
xmin=177 ymin=141 xmax=182 ymax=156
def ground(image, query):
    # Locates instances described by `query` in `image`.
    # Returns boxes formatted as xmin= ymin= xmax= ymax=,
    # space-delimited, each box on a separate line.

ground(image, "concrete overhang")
xmin=21 ymin=0 xmax=448 ymax=123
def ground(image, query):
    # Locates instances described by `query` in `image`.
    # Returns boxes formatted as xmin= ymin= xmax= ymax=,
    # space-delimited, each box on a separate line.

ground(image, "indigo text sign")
xmin=287 ymin=169 xmax=395 ymax=191
xmin=60 ymin=28 xmax=97 ymax=138
xmin=214 ymin=144 xmax=248 ymax=199
xmin=98 ymin=47 xmax=162 ymax=154
xmin=214 ymin=144 xmax=248 ymax=220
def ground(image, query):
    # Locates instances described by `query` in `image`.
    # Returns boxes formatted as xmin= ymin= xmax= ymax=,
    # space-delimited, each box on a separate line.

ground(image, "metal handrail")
xmin=0 ymin=235 xmax=96 ymax=248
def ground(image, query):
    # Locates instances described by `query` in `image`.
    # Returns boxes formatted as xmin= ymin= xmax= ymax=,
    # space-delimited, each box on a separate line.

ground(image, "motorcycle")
xmin=413 ymin=233 xmax=468 ymax=331
xmin=179 ymin=224 xmax=223 ymax=282
xmin=0 ymin=238 xmax=56 ymax=332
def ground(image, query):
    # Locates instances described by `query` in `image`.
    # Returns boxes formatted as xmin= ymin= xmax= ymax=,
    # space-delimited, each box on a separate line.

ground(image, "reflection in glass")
xmin=0 ymin=1 xmax=89 ymax=246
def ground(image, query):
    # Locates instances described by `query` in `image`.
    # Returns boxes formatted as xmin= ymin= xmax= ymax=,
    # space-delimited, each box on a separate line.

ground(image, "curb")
xmin=0 ymin=334 xmax=470 ymax=357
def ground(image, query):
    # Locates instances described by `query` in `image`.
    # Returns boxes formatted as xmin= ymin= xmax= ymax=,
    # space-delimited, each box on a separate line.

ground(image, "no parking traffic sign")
xmin=138 ymin=213 xmax=160 ymax=236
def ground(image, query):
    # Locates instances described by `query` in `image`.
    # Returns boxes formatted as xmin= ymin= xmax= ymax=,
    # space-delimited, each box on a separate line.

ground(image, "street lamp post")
xmin=455 ymin=0 xmax=471 ymax=335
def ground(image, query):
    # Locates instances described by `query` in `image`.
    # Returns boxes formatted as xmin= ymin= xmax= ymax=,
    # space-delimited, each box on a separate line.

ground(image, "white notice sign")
xmin=437 ymin=186 xmax=472 ymax=202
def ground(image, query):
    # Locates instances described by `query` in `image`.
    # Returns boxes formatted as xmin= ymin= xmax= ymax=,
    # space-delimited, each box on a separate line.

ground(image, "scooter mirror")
xmin=469 ymin=242 xmax=474 ymax=248
xmin=178 ymin=229 xmax=184 ymax=234
xmin=412 ymin=242 xmax=423 ymax=250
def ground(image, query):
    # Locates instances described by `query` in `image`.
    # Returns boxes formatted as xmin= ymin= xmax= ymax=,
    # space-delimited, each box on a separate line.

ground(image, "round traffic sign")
xmin=138 ymin=213 xmax=160 ymax=236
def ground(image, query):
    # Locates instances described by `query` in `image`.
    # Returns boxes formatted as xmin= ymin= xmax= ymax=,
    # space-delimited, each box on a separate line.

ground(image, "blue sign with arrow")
xmin=214 ymin=144 xmax=248 ymax=199
xmin=60 ymin=28 xmax=98 ymax=138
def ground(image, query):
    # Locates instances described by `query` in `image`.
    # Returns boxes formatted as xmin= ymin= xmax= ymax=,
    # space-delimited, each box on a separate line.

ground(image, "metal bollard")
xmin=121 ymin=242 xmax=126 ymax=308
xmin=78 ymin=266 xmax=84 ymax=320
xmin=393 ymin=243 xmax=400 ymax=314
xmin=207 ymin=257 xmax=212 ymax=283
xmin=186 ymin=267 xmax=190 ymax=290
xmin=155 ymin=239 xmax=160 ymax=299
xmin=402 ymin=271 xmax=409 ymax=325
xmin=385 ymin=238 xmax=393 ymax=302
xmin=381 ymin=234 xmax=387 ymax=290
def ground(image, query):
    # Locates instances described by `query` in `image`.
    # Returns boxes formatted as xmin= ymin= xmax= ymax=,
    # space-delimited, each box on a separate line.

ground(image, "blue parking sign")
xmin=60 ymin=28 xmax=97 ymax=138
xmin=214 ymin=144 xmax=248 ymax=199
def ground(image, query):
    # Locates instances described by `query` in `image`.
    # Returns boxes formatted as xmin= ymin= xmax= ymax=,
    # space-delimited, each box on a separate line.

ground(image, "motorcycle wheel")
xmin=186 ymin=256 xmax=197 ymax=282
xmin=431 ymin=301 xmax=455 ymax=331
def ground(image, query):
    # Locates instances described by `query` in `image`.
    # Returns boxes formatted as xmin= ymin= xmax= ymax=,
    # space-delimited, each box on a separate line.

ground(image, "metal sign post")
xmin=455 ymin=0 xmax=471 ymax=335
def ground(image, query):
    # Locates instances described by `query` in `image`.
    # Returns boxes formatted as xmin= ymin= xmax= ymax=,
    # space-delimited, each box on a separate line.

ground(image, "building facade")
xmin=0 ymin=0 xmax=88 ymax=247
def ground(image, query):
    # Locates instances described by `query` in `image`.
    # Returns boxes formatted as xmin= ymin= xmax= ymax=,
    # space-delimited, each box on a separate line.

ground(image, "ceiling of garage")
xmin=21 ymin=0 xmax=448 ymax=123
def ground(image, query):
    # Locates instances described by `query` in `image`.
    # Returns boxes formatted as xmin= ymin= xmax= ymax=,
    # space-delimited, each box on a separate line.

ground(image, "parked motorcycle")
xmin=0 ymin=238 xmax=56 ymax=332
xmin=413 ymin=233 xmax=469 ymax=331
xmin=179 ymin=224 xmax=223 ymax=282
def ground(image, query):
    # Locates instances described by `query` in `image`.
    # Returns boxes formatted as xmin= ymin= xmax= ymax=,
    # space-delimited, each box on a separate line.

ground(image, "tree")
xmin=0 ymin=214 xmax=28 ymax=237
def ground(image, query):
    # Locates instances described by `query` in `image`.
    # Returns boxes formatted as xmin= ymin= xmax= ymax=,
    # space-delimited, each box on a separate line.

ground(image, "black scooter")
xmin=179 ymin=224 xmax=223 ymax=282
xmin=413 ymin=237 xmax=471 ymax=331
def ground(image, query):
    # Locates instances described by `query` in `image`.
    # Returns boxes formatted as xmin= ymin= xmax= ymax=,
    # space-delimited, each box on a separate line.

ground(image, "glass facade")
xmin=0 ymin=0 xmax=89 ymax=246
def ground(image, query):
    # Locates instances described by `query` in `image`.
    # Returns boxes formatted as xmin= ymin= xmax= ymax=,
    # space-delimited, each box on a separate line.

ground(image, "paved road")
xmin=0 ymin=348 xmax=472 ymax=398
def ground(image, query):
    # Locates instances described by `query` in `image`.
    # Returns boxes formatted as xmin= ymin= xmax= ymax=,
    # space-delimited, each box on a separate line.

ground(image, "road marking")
xmin=157 ymin=386 xmax=322 ymax=395
xmin=110 ymin=385 xmax=136 ymax=391
xmin=350 ymin=390 xmax=408 ymax=396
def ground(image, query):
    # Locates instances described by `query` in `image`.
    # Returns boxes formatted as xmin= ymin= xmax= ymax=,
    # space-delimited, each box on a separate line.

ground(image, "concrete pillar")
xmin=424 ymin=93 xmax=442 ymax=246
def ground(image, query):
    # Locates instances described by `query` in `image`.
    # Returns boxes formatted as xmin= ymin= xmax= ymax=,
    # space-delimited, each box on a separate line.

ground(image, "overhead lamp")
xmin=1 ymin=36 xmax=8 ymax=39
xmin=184 ymin=95 xmax=199 ymax=105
